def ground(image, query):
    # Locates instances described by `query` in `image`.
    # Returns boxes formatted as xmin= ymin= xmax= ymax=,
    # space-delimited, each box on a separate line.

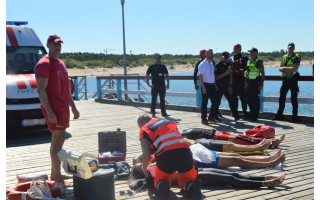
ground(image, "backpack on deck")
xmin=243 ymin=126 xmax=275 ymax=139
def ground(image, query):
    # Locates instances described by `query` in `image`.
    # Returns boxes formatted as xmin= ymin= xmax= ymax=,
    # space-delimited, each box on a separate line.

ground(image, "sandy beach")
xmin=68 ymin=60 xmax=313 ymax=76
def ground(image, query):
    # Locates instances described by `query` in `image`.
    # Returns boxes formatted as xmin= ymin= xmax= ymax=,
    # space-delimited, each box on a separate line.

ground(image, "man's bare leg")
xmin=50 ymin=129 xmax=68 ymax=185
xmin=224 ymin=139 xmax=271 ymax=152
xmin=217 ymin=153 xmax=285 ymax=168
xmin=238 ymin=149 xmax=282 ymax=162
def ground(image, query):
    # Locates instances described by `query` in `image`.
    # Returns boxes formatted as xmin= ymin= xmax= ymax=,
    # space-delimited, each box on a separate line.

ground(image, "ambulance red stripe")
xmin=23 ymin=74 xmax=37 ymax=89
xmin=11 ymin=75 xmax=27 ymax=89
xmin=6 ymin=26 xmax=19 ymax=46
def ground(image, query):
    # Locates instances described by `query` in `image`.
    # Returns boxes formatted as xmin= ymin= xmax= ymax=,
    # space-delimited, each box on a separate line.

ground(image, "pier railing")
xmin=69 ymin=76 xmax=88 ymax=100
xmin=96 ymin=75 xmax=314 ymax=112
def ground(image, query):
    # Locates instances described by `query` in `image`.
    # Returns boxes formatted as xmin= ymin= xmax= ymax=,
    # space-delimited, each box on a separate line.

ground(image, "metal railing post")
xmin=259 ymin=87 xmax=264 ymax=112
xmin=196 ymin=80 xmax=202 ymax=107
xmin=138 ymin=78 xmax=141 ymax=101
xmin=97 ymin=78 xmax=102 ymax=99
xmin=117 ymin=79 xmax=122 ymax=101
xmin=74 ymin=77 xmax=79 ymax=100
xmin=84 ymin=76 xmax=88 ymax=100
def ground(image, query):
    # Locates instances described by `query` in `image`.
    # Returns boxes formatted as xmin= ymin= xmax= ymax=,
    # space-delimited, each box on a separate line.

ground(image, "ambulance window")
xmin=6 ymin=47 xmax=46 ymax=75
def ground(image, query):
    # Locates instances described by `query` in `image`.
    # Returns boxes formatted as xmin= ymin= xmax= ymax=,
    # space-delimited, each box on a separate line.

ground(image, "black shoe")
xmin=291 ymin=116 xmax=300 ymax=122
xmin=251 ymin=117 xmax=258 ymax=121
xmin=243 ymin=112 xmax=250 ymax=119
xmin=162 ymin=113 xmax=170 ymax=117
xmin=152 ymin=113 xmax=156 ymax=118
xmin=186 ymin=179 xmax=202 ymax=199
xmin=156 ymin=179 xmax=169 ymax=198
xmin=234 ymin=116 xmax=241 ymax=121
xmin=271 ymin=114 xmax=284 ymax=121
xmin=201 ymin=120 xmax=209 ymax=125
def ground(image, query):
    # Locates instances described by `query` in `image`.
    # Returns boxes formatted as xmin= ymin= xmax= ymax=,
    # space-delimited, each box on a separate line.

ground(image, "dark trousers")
xmin=198 ymin=168 xmax=264 ymax=188
xmin=216 ymin=83 xmax=239 ymax=118
xmin=156 ymin=148 xmax=194 ymax=174
xmin=201 ymin=83 xmax=218 ymax=120
xmin=232 ymin=75 xmax=247 ymax=113
xmin=277 ymin=78 xmax=299 ymax=116
xmin=151 ymin=87 xmax=166 ymax=115
xmin=246 ymin=79 xmax=260 ymax=119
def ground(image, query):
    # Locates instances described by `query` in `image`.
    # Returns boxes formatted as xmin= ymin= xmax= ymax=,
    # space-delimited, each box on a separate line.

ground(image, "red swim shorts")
xmin=41 ymin=106 xmax=70 ymax=132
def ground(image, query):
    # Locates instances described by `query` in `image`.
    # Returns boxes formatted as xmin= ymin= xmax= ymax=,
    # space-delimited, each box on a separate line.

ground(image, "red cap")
xmin=233 ymin=44 xmax=241 ymax=50
xmin=47 ymin=34 xmax=63 ymax=44
xmin=199 ymin=49 xmax=206 ymax=55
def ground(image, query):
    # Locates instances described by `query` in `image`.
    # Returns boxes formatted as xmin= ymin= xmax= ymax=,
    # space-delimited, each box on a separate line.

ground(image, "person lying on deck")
xmin=130 ymin=156 xmax=286 ymax=189
xmin=181 ymin=127 xmax=285 ymax=147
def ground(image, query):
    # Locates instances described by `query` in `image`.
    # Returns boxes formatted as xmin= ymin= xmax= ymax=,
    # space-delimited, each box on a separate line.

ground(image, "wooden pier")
xmin=6 ymin=99 xmax=314 ymax=199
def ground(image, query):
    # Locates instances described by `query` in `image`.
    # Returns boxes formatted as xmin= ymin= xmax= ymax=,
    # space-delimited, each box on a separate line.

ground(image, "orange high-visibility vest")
xmin=139 ymin=118 xmax=189 ymax=156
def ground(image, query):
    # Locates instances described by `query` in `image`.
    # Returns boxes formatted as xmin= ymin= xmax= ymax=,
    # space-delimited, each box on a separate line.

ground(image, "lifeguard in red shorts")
xmin=35 ymin=34 xmax=80 ymax=187
xmin=137 ymin=113 xmax=202 ymax=199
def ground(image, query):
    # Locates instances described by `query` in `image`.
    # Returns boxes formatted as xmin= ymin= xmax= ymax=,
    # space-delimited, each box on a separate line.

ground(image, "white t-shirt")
xmin=190 ymin=143 xmax=216 ymax=163
xmin=198 ymin=59 xmax=215 ymax=83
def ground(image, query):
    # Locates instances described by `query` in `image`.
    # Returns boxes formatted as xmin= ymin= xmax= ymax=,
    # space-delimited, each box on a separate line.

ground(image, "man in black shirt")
xmin=229 ymin=44 xmax=249 ymax=119
xmin=193 ymin=49 xmax=206 ymax=90
xmin=214 ymin=52 xmax=240 ymax=121
xmin=146 ymin=53 xmax=170 ymax=117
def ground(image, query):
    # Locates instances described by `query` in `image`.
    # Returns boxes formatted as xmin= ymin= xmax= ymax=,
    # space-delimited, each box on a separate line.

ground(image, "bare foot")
xmin=268 ymin=149 xmax=282 ymax=161
xmin=272 ymin=134 xmax=286 ymax=148
xmin=262 ymin=174 xmax=286 ymax=188
xmin=258 ymin=139 xmax=272 ymax=151
xmin=265 ymin=174 xmax=284 ymax=181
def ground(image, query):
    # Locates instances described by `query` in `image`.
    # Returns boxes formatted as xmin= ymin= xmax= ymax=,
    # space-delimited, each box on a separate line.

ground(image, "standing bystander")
xmin=229 ymin=44 xmax=249 ymax=118
xmin=199 ymin=49 xmax=218 ymax=124
xmin=244 ymin=48 xmax=265 ymax=121
xmin=272 ymin=43 xmax=301 ymax=122
xmin=146 ymin=54 xmax=170 ymax=118
xmin=215 ymin=52 xmax=240 ymax=121
xmin=35 ymin=34 xmax=80 ymax=186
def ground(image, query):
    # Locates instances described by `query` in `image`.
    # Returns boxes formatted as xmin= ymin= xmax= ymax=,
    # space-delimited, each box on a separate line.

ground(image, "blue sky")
xmin=6 ymin=0 xmax=314 ymax=54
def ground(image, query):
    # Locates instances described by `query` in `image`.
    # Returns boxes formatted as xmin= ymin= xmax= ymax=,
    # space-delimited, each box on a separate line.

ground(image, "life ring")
xmin=6 ymin=181 xmax=62 ymax=200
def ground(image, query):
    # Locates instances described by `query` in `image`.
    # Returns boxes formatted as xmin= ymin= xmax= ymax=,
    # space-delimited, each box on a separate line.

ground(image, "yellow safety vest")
xmin=245 ymin=57 xmax=262 ymax=79
xmin=282 ymin=53 xmax=299 ymax=78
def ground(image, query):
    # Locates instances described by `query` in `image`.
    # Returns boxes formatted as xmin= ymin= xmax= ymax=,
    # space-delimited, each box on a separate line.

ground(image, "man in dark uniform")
xmin=244 ymin=48 xmax=265 ymax=121
xmin=272 ymin=43 xmax=301 ymax=122
xmin=193 ymin=49 xmax=206 ymax=90
xmin=229 ymin=44 xmax=249 ymax=118
xmin=214 ymin=52 xmax=240 ymax=121
xmin=146 ymin=53 xmax=170 ymax=118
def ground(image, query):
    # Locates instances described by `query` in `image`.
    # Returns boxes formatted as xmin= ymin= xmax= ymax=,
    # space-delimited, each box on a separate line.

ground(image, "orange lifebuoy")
xmin=6 ymin=181 xmax=62 ymax=200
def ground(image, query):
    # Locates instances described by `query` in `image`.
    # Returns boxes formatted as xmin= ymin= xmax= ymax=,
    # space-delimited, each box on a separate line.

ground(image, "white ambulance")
xmin=6 ymin=21 xmax=47 ymax=131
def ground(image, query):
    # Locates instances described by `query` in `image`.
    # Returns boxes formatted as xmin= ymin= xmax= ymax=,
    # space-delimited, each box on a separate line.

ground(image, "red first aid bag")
xmin=243 ymin=126 xmax=275 ymax=139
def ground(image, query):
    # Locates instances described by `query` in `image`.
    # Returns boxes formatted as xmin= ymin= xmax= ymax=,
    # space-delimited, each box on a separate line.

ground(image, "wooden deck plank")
xmin=6 ymin=99 xmax=314 ymax=199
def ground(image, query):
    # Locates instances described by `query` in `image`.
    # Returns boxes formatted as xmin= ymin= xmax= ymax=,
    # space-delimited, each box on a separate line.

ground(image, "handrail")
xmin=96 ymin=75 xmax=314 ymax=113
xmin=96 ymin=75 xmax=314 ymax=81
xmin=69 ymin=76 xmax=88 ymax=100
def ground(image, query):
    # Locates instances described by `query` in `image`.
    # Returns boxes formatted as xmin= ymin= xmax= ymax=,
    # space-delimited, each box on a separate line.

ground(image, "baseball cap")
xmin=233 ymin=44 xmax=242 ymax=50
xmin=222 ymin=51 xmax=230 ymax=58
xmin=248 ymin=47 xmax=258 ymax=53
xmin=288 ymin=43 xmax=295 ymax=48
xmin=154 ymin=53 xmax=161 ymax=58
xmin=199 ymin=49 xmax=206 ymax=55
xmin=47 ymin=34 xmax=63 ymax=44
